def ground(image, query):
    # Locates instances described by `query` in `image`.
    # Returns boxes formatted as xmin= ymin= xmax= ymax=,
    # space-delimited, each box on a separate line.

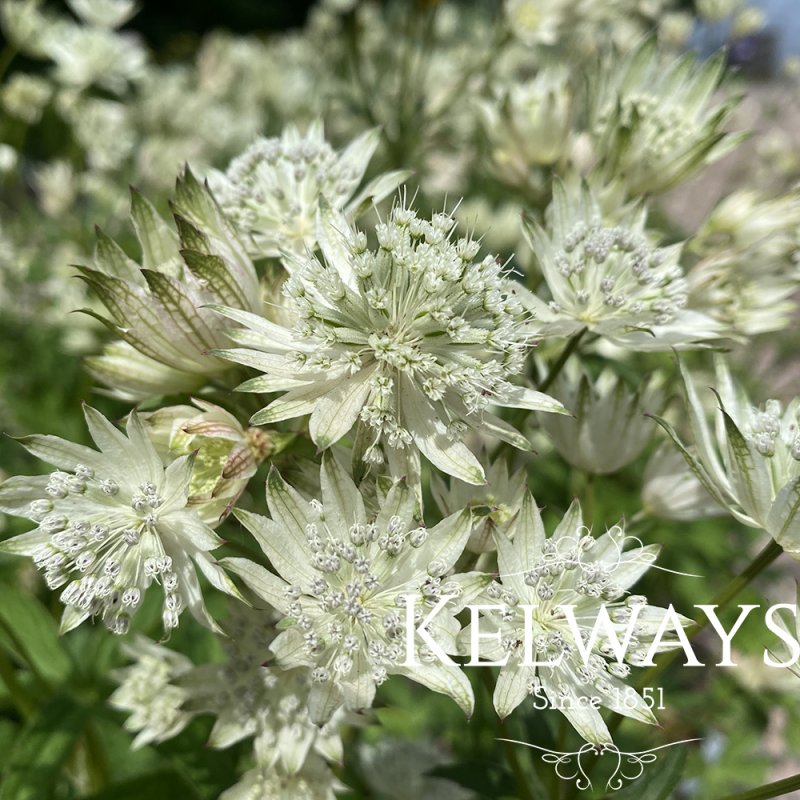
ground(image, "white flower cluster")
xmin=214 ymin=202 xmax=566 ymax=484
xmin=0 ymin=406 xmax=236 ymax=634
xmin=111 ymin=606 xmax=347 ymax=799
xmin=210 ymin=121 xmax=407 ymax=259
xmin=522 ymin=181 xmax=722 ymax=348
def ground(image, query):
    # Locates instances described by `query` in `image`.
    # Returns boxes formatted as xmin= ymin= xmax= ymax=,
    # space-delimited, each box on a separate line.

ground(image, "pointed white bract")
xmin=82 ymin=177 xmax=262 ymax=400
xmin=208 ymin=121 xmax=408 ymax=260
xmin=540 ymin=360 xmax=665 ymax=474
xmin=521 ymin=180 xmax=723 ymax=349
xmin=224 ymin=456 xmax=485 ymax=723
xmin=460 ymin=493 xmax=686 ymax=744
xmin=655 ymin=358 xmax=800 ymax=555
xmin=430 ymin=457 xmax=527 ymax=553
xmin=0 ymin=406 xmax=232 ymax=634
xmin=214 ymin=202 xmax=567 ymax=484
xmin=589 ymin=41 xmax=740 ymax=196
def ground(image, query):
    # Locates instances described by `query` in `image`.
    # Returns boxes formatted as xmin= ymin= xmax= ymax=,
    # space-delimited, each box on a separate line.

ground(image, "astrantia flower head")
xmin=109 ymin=636 xmax=194 ymax=748
xmin=522 ymin=180 xmax=722 ymax=349
xmin=0 ymin=406 xmax=236 ymax=634
xmin=478 ymin=67 xmax=573 ymax=186
xmin=688 ymin=188 xmax=800 ymax=335
xmin=460 ymin=493 xmax=687 ymax=744
xmin=82 ymin=175 xmax=261 ymax=400
xmin=223 ymin=455 xmax=487 ymax=723
xmin=208 ymin=121 xmax=408 ymax=260
xmin=112 ymin=604 xmax=345 ymax=776
xmin=656 ymin=357 xmax=800 ymax=555
xmin=431 ymin=456 xmax=526 ymax=553
xmin=540 ymin=359 xmax=665 ymax=474
xmin=46 ymin=22 xmax=146 ymax=93
xmin=590 ymin=40 xmax=740 ymax=196
xmin=504 ymin=0 xmax=675 ymax=55
xmin=220 ymin=754 xmax=343 ymax=800
xmin=214 ymin=202 xmax=566 ymax=485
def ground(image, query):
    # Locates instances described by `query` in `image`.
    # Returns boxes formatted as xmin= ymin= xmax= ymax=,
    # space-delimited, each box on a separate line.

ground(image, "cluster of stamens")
xmin=548 ymin=217 xmax=688 ymax=327
xmin=282 ymin=204 xmax=531 ymax=462
xmin=283 ymin=498 xmax=457 ymax=688
xmin=745 ymin=399 xmax=800 ymax=461
xmin=486 ymin=528 xmax=655 ymax=700
xmin=216 ymin=127 xmax=363 ymax=253
xmin=27 ymin=464 xmax=182 ymax=633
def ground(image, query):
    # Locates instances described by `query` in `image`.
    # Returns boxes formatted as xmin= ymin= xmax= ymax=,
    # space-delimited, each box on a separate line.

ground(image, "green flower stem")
xmin=480 ymin=669 xmax=537 ymax=800
xmin=718 ymin=772 xmax=800 ymax=800
xmin=538 ymin=328 xmax=588 ymax=393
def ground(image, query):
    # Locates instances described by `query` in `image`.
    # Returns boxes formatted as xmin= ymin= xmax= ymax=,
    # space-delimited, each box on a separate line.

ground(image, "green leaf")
xmin=0 ymin=692 xmax=92 ymax=800
xmin=0 ymin=583 xmax=72 ymax=685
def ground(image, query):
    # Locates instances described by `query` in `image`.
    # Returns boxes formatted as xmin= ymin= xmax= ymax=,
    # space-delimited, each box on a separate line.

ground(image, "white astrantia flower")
xmin=0 ymin=73 xmax=52 ymax=124
xmin=589 ymin=40 xmax=740 ymax=196
xmin=654 ymin=358 xmax=800 ymax=556
xmin=207 ymin=121 xmax=409 ymax=260
xmin=109 ymin=636 xmax=194 ymax=748
xmin=0 ymin=0 xmax=64 ymax=58
xmin=212 ymin=202 xmax=567 ymax=485
xmin=180 ymin=605 xmax=346 ymax=772
xmin=222 ymin=455 xmax=488 ymax=724
xmin=45 ymin=23 xmax=147 ymax=93
xmin=539 ymin=359 xmax=665 ymax=475
xmin=477 ymin=67 xmax=574 ymax=186
xmin=0 ymin=406 xmax=238 ymax=634
xmin=641 ymin=444 xmax=725 ymax=522
xmin=459 ymin=493 xmax=688 ymax=744
xmin=430 ymin=457 xmax=527 ymax=553
xmin=521 ymin=180 xmax=723 ymax=349
xmin=503 ymin=0 xmax=674 ymax=54
xmin=82 ymin=174 xmax=262 ymax=400
xmin=111 ymin=605 xmax=345 ymax=775
xmin=688 ymin=188 xmax=800 ymax=336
